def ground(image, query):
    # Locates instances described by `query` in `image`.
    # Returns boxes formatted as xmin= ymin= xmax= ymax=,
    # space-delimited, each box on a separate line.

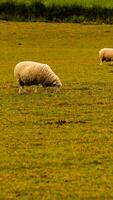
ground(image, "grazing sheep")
xmin=99 ymin=48 xmax=113 ymax=65
xmin=14 ymin=61 xmax=62 ymax=94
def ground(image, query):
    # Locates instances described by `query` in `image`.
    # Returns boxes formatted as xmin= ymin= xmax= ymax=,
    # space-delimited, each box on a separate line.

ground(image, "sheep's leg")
xmin=55 ymin=86 xmax=60 ymax=93
xmin=99 ymin=58 xmax=103 ymax=65
xmin=19 ymin=85 xmax=28 ymax=94
xmin=18 ymin=86 xmax=24 ymax=94
xmin=99 ymin=55 xmax=103 ymax=65
xmin=34 ymin=87 xmax=38 ymax=93
xmin=18 ymin=80 xmax=27 ymax=94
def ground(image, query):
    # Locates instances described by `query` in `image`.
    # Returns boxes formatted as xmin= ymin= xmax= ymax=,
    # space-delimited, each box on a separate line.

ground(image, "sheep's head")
xmin=53 ymin=79 xmax=62 ymax=87
xmin=53 ymin=79 xmax=62 ymax=93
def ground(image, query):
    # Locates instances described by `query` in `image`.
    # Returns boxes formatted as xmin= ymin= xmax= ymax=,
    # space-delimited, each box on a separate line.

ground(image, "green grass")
xmin=1 ymin=22 xmax=113 ymax=199
xmin=44 ymin=0 xmax=113 ymax=8
xmin=1 ymin=0 xmax=113 ymax=8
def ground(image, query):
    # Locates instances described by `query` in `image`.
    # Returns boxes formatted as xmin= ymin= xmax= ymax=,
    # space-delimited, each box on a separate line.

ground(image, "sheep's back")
xmin=14 ymin=61 xmax=55 ymax=84
xmin=99 ymin=48 xmax=113 ymax=56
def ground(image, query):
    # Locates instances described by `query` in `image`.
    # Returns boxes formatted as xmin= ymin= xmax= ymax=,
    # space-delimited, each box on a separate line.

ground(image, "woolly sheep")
xmin=99 ymin=48 xmax=113 ymax=65
xmin=14 ymin=61 xmax=62 ymax=94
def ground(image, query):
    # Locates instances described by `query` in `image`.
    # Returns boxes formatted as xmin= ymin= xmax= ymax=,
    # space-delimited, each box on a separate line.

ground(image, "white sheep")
xmin=99 ymin=48 xmax=113 ymax=65
xmin=14 ymin=61 xmax=62 ymax=94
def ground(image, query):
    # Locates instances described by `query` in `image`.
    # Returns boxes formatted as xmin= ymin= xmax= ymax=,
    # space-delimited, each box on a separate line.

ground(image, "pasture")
xmin=0 ymin=22 xmax=113 ymax=199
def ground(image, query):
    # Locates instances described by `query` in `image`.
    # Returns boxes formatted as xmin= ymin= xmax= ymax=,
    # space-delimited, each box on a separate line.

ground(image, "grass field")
xmin=1 ymin=0 xmax=113 ymax=8
xmin=1 ymin=22 xmax=113 ymax=199
xmin=44 ymin=0 xmax=113 ymax=8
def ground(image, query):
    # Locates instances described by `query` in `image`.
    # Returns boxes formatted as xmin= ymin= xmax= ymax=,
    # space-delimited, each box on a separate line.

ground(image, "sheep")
xmin=14 ymin=61 xmax=62 ymax=94
xmin=99 ymin=48 xmax=113 ymax=65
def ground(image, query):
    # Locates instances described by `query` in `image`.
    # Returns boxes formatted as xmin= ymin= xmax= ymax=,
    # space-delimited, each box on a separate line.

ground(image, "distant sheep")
xmin=14 ymin=61 xmax=62 ymax=94
xmin=99 ymin=48 xmax=113 ymax=65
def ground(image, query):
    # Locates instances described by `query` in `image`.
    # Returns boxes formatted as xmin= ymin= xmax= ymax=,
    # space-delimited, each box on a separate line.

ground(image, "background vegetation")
xmin=0 ymin=0 xmax=113 ymax=23
xmin=0 ymin=21 xmax=113 ymax=199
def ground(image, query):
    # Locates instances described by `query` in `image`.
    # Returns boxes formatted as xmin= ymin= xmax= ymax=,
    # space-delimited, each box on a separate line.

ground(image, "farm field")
xmin=0 ymin=22 xmax=113 ymax=199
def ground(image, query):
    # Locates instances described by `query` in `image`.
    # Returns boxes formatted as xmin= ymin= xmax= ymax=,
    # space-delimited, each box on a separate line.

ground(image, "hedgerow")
xmin=0 ymin=0 xmax=113 ymax=23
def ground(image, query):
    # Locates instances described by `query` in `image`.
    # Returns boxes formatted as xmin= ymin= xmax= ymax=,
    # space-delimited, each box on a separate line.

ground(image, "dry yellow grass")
xmin=0 ymin=22 xmax=113 ymax=199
